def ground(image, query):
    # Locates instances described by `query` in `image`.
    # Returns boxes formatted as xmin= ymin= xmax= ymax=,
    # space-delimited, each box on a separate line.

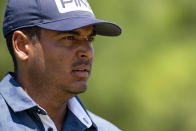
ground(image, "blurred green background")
xmin=1 ymin=0 xmax=196 ymax=130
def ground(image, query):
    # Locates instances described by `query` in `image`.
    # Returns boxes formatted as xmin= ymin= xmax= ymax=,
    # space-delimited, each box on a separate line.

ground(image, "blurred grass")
xmin=1 ymin=0 xmax=196 ymax=130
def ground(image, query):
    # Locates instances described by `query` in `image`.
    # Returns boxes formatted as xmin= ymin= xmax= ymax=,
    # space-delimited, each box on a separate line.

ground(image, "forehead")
xmin=41 ymin=26 xmax=94 ymax=37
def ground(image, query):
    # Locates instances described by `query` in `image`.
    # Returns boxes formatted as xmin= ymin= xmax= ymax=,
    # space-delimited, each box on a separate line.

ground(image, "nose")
xmin=77 ymin=43 xmax=94 ymax=61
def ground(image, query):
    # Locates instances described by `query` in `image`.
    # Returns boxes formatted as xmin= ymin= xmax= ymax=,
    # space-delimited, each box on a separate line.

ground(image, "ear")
xmin=12 ymin=31 xmax=30 ymax=61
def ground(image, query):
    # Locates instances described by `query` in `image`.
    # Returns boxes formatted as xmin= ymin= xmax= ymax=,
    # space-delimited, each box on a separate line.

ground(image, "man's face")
xmin=28 ymin=26 xmax=95 ymax=95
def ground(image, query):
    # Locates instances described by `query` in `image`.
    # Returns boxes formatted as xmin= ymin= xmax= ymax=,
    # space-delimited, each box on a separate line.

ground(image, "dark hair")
xmin=5 ymin=26 xmax=41 ymax=72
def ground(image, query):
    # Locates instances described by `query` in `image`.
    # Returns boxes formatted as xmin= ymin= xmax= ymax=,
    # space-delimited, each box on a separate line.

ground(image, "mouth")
xmin=74 ymin=68 xmax=89 ymax=72
xmin=72 ymin=65 xmax=91 ymax=79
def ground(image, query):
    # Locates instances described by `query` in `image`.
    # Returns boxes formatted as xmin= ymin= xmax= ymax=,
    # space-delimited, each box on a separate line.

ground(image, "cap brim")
xmin=37 ymin=17 xmax=121 ymax=36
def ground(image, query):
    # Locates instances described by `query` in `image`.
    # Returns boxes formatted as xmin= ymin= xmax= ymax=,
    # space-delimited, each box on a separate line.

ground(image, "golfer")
xmin=0 ymin=0 xmax=122 ymax=130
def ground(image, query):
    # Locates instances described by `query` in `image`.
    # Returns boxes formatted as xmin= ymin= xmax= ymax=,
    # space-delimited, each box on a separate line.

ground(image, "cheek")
xmin=27 ymin=46 xmax=46 ymax=80
xmin=31 ymin=44 xmax=46 ymax=71
xmin=43 ymin=47 xmax=75 ymax=73
xmin=89 ymin=45 xmax=94 ymax=63
xmin=38 ymin=39 xmax=77 ymax=74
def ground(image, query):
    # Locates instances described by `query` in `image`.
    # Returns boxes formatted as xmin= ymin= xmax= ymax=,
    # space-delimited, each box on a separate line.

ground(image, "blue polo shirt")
xmin=0 ymin=73 xmax=121 ymax=131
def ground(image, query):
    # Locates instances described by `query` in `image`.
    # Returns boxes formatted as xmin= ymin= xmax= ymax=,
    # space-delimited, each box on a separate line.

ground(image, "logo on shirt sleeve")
xmin=54 ymin=0 xmax=94 ymax=14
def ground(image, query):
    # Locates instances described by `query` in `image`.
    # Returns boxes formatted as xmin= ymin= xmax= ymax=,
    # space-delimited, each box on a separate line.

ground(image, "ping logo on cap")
xmin=54 ymin=0 xmax=94 ymax=14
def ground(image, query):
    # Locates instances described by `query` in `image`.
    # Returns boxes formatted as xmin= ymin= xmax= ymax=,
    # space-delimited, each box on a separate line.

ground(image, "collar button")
xmin=83 ymin=117 xmax=89 ymax=124
xmin=37 ymin=109 xmax=41 ymax=113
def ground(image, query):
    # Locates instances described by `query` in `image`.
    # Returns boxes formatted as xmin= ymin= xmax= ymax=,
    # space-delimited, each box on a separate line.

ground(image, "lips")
xmin=72 ymin=65 xmax=91 ymax=78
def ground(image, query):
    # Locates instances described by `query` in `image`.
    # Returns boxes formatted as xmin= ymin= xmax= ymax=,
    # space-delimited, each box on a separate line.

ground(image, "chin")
xmin=65 ymin=81 xmax=88 ymax=94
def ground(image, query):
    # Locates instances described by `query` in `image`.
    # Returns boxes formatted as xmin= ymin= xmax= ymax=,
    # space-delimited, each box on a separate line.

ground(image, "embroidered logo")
xmin=54 ymin=0 xmax=94 ymax=14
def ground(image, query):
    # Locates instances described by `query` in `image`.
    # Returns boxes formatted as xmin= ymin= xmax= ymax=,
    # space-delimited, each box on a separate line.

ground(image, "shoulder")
xmin=87 ymin=110 xmax=121 ymax=131
xmin=0 ymin=93 xmax=10 ymax=124
xmin=0 ymin=93 xmax=6 ymax=108
xmin=0 ymin=93 xmax=10 ymax=114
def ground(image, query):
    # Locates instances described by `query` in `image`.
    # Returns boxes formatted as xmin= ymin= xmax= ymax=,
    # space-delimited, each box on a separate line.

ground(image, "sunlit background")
xmin=1 ymin=0 xmax=196 ymax=130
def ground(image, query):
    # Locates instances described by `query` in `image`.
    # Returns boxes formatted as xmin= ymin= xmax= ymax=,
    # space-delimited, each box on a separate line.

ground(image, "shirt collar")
xmin=0 ymin=72 xmax=37 ymax=112
xmin=68 ymin=97 xmax=92 ymax=128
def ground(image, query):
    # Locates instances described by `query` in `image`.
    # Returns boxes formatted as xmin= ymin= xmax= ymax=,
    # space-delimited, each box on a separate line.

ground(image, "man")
xmin=0 ymin=0 xmax=121 ymax=130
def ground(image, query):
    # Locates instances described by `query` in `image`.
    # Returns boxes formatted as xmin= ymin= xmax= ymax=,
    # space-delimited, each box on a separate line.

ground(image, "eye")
xmin=86 ymin=37 xmax=95 ymax=42
xmin=62 ymin=36 xmax=75 ymax=40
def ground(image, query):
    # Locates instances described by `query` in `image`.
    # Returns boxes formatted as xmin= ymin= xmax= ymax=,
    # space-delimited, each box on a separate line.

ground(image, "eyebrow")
xmin=67 ymin=31 xmax=80 ymax=35
xmin=56 ymin=30 xmax=96 ymax=37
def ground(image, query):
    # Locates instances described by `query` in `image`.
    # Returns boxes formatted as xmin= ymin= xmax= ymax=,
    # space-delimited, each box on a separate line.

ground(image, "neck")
xmin=15 ymin=72 xmax=75 ymax=131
